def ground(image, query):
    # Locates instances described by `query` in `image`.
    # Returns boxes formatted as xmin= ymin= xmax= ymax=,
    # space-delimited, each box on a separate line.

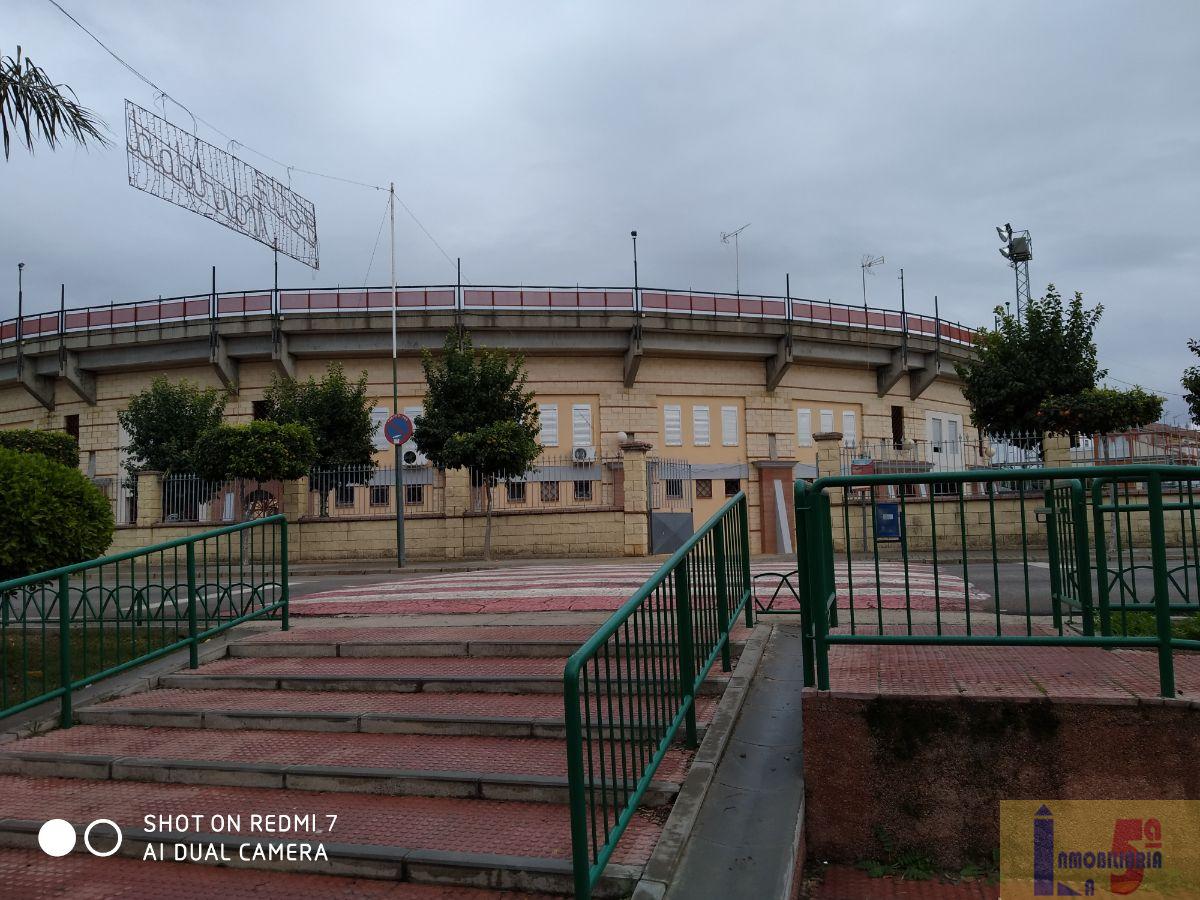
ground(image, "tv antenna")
xmin=860 ymin=254 xmax=885 ymax=308
xmin=720 ymin=223 xmax=751 ymax=296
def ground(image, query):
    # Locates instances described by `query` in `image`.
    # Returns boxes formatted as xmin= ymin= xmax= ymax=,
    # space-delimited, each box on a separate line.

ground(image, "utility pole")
xmin=390 ymin=182 xmax=406 ymax=567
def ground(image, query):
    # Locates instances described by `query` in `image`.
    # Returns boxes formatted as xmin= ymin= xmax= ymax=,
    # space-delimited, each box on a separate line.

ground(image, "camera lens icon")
xmin=38 ymin=818 xmax=123 ymax=858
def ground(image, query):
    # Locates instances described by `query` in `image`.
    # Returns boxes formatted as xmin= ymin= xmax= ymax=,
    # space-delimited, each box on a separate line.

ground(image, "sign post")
xmin=384 ymin=412 xmax=413 ymax=567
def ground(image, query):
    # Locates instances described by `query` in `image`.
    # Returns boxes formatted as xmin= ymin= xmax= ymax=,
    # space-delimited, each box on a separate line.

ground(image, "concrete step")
xmin=157 ymin=656 xmax=731 ymax=696
xmin=0 ymin=846 xmax=562 ymax=899
xmin=229 ymin=625 xmax=751 ymax=660
xmin=77 ymin=688 xmax=720 ymax=739
xmin=0 ymin=725 xmax=685 ymax=805
xmin=0 ymin=775 xmax=650 ymax=896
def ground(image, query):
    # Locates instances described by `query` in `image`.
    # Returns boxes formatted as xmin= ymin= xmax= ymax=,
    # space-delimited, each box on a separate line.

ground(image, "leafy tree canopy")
xmin=193 ymin=421 xmax=316 ymax=483
xmin=262 ymin=363 xmax=376 ymax=469
xmin=417 ymin=331 xmax=541 ymax=559
xmin=416 ymin=331 xmax=541 ymax=479
xmin=956 ymin=285 xmax=1161 ymax=436
xmin=1182 ymin=340 xmax=1200 ymax=426
xmin=118 ymin=377 xmax=227 ymax=475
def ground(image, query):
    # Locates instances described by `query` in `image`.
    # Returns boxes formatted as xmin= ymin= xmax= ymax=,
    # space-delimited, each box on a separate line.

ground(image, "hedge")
xmin=0 ymin=429 xmax=79 ymax=468
xmin=0 ymin=448 xmax=114 ymax=582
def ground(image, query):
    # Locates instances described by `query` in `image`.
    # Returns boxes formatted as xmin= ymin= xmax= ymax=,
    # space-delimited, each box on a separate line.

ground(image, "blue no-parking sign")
xmin=383 ymin=413 xmax=414 ymax=446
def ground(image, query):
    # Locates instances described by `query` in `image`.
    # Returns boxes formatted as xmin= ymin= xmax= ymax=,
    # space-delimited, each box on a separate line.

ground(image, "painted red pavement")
xmin=89 ymin=687 xmax=719 ymax=722
xmin=0 ymin=775 xmax=662 ymax=865
xmin=237 ymin=623 xmax=752 ymax=645
xmin=807 ymin=865 xmax=997 ymax=899
xmin=9 ymin=724 xmax=692 ymax=782
xmin=292 ymin=562 xmax=987 ymax=616
xmin=0 ymin=847 xmax=557 ymax=899
xmin=825 ymin=643 xmax=1200 ymax=700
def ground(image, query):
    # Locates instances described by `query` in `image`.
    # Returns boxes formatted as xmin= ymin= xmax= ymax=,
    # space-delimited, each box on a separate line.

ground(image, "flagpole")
xmin=390 ymin=182 xmax=406 ymax=567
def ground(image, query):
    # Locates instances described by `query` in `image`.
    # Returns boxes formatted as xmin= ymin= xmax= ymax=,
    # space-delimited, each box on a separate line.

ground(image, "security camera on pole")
xmin=995 ymin=223 xmax=1033 ymax=318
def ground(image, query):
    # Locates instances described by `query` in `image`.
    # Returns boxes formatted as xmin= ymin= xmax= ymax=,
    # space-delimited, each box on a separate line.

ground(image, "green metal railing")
xmin=564 ymin=492 xmax=753 ymax=899
xmin=0 ymin=515 xmax=288 ymax=727
xmin=793 ymin=465 xmax=1200 ymax=697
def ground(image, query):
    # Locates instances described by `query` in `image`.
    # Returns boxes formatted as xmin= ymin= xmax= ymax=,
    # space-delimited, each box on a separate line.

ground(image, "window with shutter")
xmin=538 ymin=404 xmax=559 ymax=446
xmin=842 ymin=411 xmax=857 ymax=448
xmin=664 ymin=405 xmax=683 ymax=446
xmin=820 ymin=409 xmax=834 ymax=433
xmin=371 ymin=406 xmax=390 ymax=451
xmin=572 ymin=404 xmax=592 ymax=448
xmin=692 ymin=405 xmax=710 ymax=446
xmin=721 ymin=406 xmax=738 ymax=447
xmin=797 ymin=409 xmax=812 ymax=447
xmin=403 ymin=406 xmax=423 ymax=453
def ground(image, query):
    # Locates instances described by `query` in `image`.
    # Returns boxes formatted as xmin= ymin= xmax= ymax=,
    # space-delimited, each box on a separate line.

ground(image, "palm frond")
xmin=1 ymin=45 xmax=111 ymax=160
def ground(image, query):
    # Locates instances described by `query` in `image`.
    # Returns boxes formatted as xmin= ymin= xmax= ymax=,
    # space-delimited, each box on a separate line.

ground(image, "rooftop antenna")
xmin=720 ymin=223 xmax=751 ymax=296
xmin=860 ymin=253 xmax=885 ymax=308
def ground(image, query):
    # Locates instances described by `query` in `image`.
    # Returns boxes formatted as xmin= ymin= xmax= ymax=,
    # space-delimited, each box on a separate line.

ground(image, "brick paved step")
xmin=0 ymin=775 xmax=650 ymax=895
xmin=0 ymin=847 xmax=560 ymax=900
xmin=157 ymin=656 xmax=731 ymax=696
xmin=229 ymin=625 xmax=751 ymax=660
xmin=0 ymin=726 xmax=684 ymax=805
xmin=78 ymin=688 xmax=718 ymax=739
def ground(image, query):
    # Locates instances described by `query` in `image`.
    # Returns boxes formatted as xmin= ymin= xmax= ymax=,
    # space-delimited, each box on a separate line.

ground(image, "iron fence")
xmin=471 ymin=455 xmax=620 ymax=514
xmin=90 ymin=475 xmax=137 ymax=526
xmin=839 ymin=431 xmax=1044 ymax=478
xmin=564 ymin=492 xmax=753 ymax=899
xmin=0 ymin=515 xmax=287 ymax=727
xmin=306 ymin=465 xmax=445 ymax=519
xmin=792 ymin=465 xmax=1200 ymax=698
xmin=160 ymin=474 xmax=281 ymax=524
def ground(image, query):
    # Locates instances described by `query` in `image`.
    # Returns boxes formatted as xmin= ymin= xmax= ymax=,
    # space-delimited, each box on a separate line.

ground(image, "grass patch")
xmin=2 ymin=625 xmax=189 ymax=710
xmin=1111 ymin=610 xmax=1200 ymax=640
xmin=856 ymin=828 xmax=999 ymax=884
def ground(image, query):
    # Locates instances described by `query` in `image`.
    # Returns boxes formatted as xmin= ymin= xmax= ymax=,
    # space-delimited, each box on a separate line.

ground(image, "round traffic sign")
xmin=383 ymin=412 xmax=414 ymax=446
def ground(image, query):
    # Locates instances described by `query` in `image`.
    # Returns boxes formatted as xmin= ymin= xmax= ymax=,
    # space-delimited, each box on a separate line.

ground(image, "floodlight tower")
xmin=720 ymin=223 xmax=751 ymax=296
xmin=996 ymin=223 xmax=1032 ymax=316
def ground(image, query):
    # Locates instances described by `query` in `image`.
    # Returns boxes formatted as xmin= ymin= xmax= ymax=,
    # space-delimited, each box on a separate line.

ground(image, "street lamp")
xmin=720 ymin=223 xmax=751 ymax=296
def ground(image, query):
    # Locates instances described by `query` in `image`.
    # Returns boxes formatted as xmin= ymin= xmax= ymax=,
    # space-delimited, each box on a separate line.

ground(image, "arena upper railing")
xmin=0 ymin=282 xmax=976 ymax=346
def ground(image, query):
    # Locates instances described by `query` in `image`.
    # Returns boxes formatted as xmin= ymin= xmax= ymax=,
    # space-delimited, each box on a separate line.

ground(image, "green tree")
xmin=0 ymin=448 xmax=113 ymax=580
xmin=1 ymin=46 xmax=109 ymax=160
xmin=193 ymin=422 xmax=316 ymax=483
xmin=1182 ymin=340 xmax=1200 ymax=426
xmin=956 ymin=285 xmax=1161 ymax=438
xmin=417 ymin=331 xmax=541 ymax=559
xmin=262 ymin=363 xmax=376 ymax=468
xmin=117 ymin=377 xmax=227 ymax=475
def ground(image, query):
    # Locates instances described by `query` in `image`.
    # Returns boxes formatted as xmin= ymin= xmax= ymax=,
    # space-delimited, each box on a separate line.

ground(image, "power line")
xmin=1106 ymin=375 xmax=1188 ymax=399
xmin=44 ymin=0 xmax=461 ymax=276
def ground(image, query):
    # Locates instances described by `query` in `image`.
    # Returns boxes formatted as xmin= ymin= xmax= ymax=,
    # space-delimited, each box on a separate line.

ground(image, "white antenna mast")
xmin=720 ymin=223 xmax=751 ymax=296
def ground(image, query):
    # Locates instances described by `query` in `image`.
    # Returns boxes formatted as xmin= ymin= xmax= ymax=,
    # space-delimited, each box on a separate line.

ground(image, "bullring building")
xmin=0 ymin=283 xmax=975 ymax=558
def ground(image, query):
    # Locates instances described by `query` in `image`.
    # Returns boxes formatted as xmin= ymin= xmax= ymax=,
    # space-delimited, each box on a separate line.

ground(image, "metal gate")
xmin=648 ymin=457 xmax=694 ymax=553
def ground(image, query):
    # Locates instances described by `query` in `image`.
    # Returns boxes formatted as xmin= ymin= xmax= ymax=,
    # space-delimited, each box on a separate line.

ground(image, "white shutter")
xmin=664 ymin=405 xmax=683 ymax=446
xmin=538 ymin=403 xmax=559 ymax=447
xmin=371 ymin=406 xmax=390 ymax=451
xmin=797 ymin=409 xmax=813 ymax=447
xmin=820 ymin=409 xmax=834 ymax=433
xmin=948 ymin=418 xmax=959 ymax=444
xmin=572 ymin=404 xmax=592 ymax=447
xmin=403 ymin=405 xmax=423 ymax=453
xmin=692 ymin=405 xmax=710 ymax=446
xmin=842 ymin=411 xmax=857 ymax=448
xmin=721 ymin=406 xmax=738 ymax=447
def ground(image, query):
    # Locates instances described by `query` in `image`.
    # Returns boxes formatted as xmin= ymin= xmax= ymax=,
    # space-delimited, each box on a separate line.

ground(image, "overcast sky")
xmin=4 ymin=1 xmax=1198 ymax=419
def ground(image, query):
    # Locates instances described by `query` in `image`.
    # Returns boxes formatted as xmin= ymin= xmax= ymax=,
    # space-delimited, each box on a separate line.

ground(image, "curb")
xmin=630 ymin=619 xmax=773 ymax=899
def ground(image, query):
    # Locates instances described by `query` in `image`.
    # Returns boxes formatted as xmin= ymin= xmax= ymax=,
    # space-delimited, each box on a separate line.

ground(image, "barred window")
xmin=724 ymin=478 xmax=741 ymax=497
xmin=540 ymin=481 xmax=560 ymax=502
xmin=574 ymin=480 xmax=593 ymax=501
xmin=405 ymin=483 xmax=424 ymax=505
xmin=506 ymin=481 xmax=527 ymax=503
xmin=695 ymin=479 xmax=713 ymax=499
xmin=370 ymin=485 xmax=390 ymax=506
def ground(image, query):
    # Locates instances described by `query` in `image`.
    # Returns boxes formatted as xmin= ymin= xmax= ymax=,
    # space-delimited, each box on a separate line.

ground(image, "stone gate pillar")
xmin=619 ymin=439 xmax=653 ymax=556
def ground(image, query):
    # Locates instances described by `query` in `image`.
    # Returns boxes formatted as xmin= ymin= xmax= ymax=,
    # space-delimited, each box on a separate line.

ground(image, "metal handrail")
xmin=563 ymin=491 xmax=753 ymax=899
xmin=0 ymin=515 xmax=288 ymax=726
